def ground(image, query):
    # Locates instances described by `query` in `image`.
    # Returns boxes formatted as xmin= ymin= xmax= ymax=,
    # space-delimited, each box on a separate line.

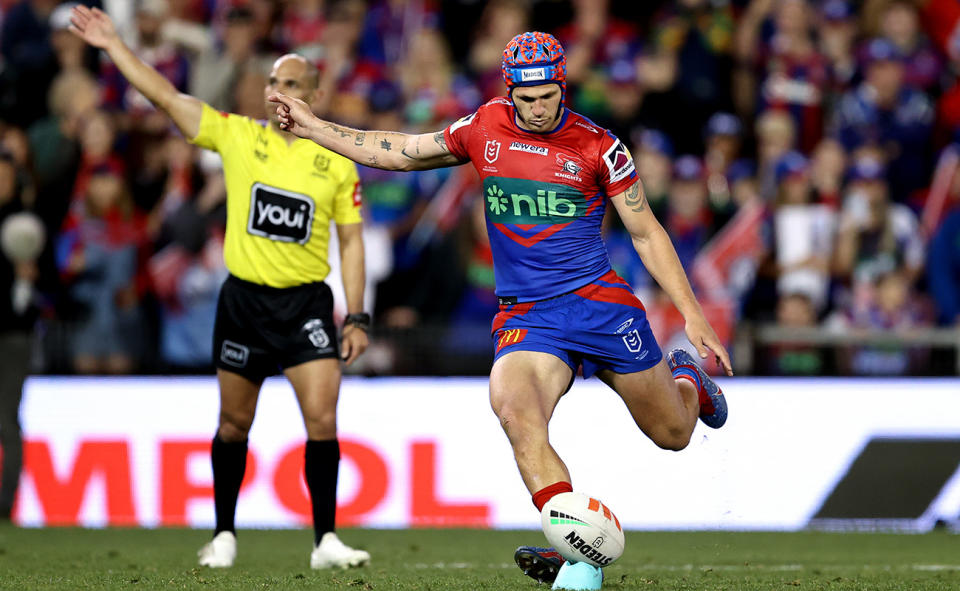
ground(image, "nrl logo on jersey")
xmin=484 ymin=139 xmax=501 ymax=163
xmin=509 ymin=141 xmax=549 ymax=156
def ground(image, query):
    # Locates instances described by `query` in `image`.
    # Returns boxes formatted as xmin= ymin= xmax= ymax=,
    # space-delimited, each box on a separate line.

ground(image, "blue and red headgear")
xmin=501 ymin=32 xmax=567 ymax=104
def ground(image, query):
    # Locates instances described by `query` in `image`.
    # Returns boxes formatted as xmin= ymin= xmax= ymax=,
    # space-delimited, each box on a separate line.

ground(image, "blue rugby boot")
xmin=515 ymin=546 xmax=564 ymax=584
xmin=552 ymin=561 xmax=603 ymax=591
xmin=667 ymin=348 xmax=727 ymax=428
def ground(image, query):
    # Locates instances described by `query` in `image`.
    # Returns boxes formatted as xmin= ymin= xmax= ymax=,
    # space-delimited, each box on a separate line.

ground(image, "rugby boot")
xmin=515 ymin=546 xmax=565 ymax=584
xmin=667 ymin=348 xmax=728 ymax=428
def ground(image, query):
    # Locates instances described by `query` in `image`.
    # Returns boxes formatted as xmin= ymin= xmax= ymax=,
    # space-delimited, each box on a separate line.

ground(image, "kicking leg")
xmin=285 ymin=359 xmax=369 ymax=569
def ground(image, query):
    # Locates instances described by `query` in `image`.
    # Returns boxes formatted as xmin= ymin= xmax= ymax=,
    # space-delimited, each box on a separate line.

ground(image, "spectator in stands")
xmin=768 ymin=291 xmax=824 ymax=376
xmin=72 ymin=109 xmax=124 ymax=206
xmin=927 ymin=208 xmax=960 ymax=326
xmin=770 ymin=151 xmax=835 ymax=313
xmin=879 ymin=0 xmax=942 ymax=94
xmin=833 ymin=38 xmax=935 ymax=202
xmin=809 ymin=138 xmax=848 ymax=208
xmin=634 ymin=128 xmax=673 ymax=221
xmin=703 ymin=112 xmax=743 ymax=225
xmin=149 ymin=137 xmax=227 ymax=371
xmin=0 ymin=151 xmax=47 ymax=520
xmin=818 ymin=0 xmax=859 ymax=93
xmin=56 ymin=165 xmax=145 ymax=374
xmin=736 ymin=0 xmax=829 ymax=153
xmin=666 ymin=155 xmax=715 ymax=272
xmin=833 ymin=156 xmax=925 ymax=316
xmin=467 ymin=0 xmax=529 ymax=100
xmin=755 ymin=109 xmax=797 ymax=199
xmin=189 ymin=5 xmax=272 ymax=113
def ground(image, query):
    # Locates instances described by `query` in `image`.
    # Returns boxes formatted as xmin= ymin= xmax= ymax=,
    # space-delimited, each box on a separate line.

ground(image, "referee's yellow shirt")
xmin=189 ymin=103 xmax=362 ymax=288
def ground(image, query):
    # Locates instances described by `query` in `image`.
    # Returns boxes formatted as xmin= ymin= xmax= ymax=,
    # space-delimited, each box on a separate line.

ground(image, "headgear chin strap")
xmin=502 ymin=32 xmax=568 ymax=108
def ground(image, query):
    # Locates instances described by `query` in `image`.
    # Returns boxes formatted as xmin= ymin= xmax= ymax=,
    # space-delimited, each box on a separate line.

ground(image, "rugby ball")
xmin=540 ymin=492 xmax=625 ymax=568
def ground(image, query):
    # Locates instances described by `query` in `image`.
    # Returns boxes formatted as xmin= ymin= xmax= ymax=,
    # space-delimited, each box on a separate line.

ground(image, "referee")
xmin=70 ymin=7 xmax=371 ymax=569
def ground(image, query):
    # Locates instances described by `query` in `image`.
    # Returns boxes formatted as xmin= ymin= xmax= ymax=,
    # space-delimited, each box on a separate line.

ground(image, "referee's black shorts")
xmin=213 ymin=275 xmax=339 ymax=382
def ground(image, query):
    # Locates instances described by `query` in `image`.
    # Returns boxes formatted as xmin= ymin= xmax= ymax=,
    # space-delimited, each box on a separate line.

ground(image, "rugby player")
xmin=270 ymin=31 xmax=732 ymax=587
xmin=69 ymin=6 xmax=371 ymax=569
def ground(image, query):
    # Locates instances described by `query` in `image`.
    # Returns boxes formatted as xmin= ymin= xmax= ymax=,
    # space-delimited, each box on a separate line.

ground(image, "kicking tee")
xmin=190 ymin=103 xmax=362 ymax=288
xmin=444 ymin=98 xmax=638 ymax=302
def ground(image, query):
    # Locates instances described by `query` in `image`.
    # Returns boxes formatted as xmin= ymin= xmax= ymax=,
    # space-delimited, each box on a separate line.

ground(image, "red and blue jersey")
xmin=444 ymin=98 xmax=638 ymax=302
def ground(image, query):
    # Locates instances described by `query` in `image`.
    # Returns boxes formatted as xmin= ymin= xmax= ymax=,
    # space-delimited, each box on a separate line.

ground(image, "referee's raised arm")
xmin=69 ymin=5 xmax=202 ymax=140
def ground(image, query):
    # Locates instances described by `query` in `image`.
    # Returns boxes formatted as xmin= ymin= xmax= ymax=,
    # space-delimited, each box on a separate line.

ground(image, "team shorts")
xmin=213 ymin=275 xmax=339 ymax=381
xmin=491 ymin=270 xmax=662 ymax=377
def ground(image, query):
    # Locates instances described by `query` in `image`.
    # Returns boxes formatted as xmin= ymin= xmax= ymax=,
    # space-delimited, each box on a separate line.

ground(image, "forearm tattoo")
xmin=323 ymin=123 xmax=353 ymax=139
xmin=624 ymin=183 xmax=646 ymax=212
xmin=380 ymin=138 xmax=392 ymax=151
xmin=400 ymin=136 xmax=421 ymax=160
xmin=433 ymin=131 xmax=447 ymax=151
xmin=354 ymin=131 xmax=365 ymax=146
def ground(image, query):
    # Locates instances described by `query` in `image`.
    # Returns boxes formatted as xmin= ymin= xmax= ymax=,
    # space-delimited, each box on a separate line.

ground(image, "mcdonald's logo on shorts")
xmin=496 ymin=328 xmax=528 ymax=353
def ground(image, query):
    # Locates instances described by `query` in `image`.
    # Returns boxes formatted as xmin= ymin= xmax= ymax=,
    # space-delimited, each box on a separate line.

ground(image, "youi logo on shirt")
xmin=247 ymin=182 xmax=315 ymax=244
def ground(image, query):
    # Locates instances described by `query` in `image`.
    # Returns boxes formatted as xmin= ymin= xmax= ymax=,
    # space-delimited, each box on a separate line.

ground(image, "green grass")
xmin=1 ymin=526 xmax=959 ymax=590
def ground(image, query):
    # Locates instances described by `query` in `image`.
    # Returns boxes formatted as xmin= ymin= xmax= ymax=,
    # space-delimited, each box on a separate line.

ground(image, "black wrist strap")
xmin=343 ymin=313 xmax=371 ymax=331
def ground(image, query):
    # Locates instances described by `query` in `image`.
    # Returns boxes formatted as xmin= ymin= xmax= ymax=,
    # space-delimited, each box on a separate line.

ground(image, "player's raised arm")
xmin=610 ymin=180 xmax=734 ymax=376
xmin=269 ymin=93 xmax=464 ymax=172
xmin=69 ymin=5 xmax=202 ymax=139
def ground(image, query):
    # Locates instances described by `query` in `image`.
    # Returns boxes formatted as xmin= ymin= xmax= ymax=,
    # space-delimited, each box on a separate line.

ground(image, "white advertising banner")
xmin=14 ymin=377 xmax=960 ymax=530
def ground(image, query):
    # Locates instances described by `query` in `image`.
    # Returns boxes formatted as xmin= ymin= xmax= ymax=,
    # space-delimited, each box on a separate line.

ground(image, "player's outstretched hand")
xmin=69 ymin=5 xmax=119 ymax=50
xmin=340 ymin=325 xmax=369 ymax=366
xmin=268 ymin=93 xmax=315 ymax=138
xmin=685 ymin=316 xmax=734 ymax=376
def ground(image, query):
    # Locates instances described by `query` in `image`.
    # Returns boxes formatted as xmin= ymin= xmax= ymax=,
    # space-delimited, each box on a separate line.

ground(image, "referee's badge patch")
xmin=220 ymin=340 xmax=249 ymax=368
xmin=302 ymin=318 xmax=331 ymax=350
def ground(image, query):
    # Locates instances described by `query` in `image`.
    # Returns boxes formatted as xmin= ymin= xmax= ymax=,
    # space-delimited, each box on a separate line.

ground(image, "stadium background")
xmin=1 ymin=0 xmax=960 ymax=539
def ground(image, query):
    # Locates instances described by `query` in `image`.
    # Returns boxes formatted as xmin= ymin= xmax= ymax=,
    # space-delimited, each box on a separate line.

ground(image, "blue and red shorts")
xmin=491 ymin=270 xmax=662 ymax=377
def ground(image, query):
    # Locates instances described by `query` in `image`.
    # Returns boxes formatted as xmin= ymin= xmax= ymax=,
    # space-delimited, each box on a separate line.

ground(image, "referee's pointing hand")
xmin=268 ymin=93 xmax=314 ymax=138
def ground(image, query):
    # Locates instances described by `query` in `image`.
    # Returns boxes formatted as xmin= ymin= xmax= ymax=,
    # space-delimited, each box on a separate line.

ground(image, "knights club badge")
xmin=484 ymin=139 xmax=501 ymax=163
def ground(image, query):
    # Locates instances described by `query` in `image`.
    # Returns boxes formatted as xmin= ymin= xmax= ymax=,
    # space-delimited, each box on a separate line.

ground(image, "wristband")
xmin=343 ymin=313 xmax=371 ymax=331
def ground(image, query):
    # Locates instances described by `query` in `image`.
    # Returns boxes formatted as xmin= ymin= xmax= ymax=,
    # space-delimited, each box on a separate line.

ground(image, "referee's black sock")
xmin=304 ymin=438 xmax=340 ymax=546
xmin=211 ymin=434 xmax=248 ymax=536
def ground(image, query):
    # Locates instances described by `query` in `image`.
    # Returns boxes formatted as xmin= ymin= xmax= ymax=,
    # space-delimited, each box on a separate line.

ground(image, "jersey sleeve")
xmin=597 ymin=131 xmax=639 ymax=197
xmin=443 ymin=111 xmax=478 ymax=161
xmin=332 ymin=159 xmax=363 ymax=225
xmin=188 ymin=103 xmax=242 ymax=152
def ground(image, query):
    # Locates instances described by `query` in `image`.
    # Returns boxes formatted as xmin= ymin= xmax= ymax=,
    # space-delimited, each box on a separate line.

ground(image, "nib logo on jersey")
xmin=247 ymin=182 xmax=315 ymax=244
xmin=484 ymin=178 xmax=586 ymax=225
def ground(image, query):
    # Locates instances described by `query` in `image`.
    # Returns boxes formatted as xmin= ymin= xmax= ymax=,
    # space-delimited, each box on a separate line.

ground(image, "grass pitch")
xmin=0 ymin=526 xmax=958 ymax=590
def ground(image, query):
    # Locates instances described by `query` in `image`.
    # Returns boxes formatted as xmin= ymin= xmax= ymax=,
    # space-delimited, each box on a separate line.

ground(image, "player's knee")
xmin=303 ymin=408 xmax=337 ymax=439
xmin=218 ymin=410 xmax=254 ymax=441
xmin=653 ymin=424 xmax=692 ymax=451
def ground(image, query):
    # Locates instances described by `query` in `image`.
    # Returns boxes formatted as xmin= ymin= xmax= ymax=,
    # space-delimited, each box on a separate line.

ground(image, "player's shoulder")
xmin=458 ymin=97 xmax=512 ymax=126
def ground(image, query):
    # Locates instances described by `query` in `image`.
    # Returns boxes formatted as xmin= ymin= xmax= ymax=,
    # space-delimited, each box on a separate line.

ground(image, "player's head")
xmin=264 ymin=54 xmax=321 ymax=128
xmin=502 ymin=32 xmax=566 ymax=131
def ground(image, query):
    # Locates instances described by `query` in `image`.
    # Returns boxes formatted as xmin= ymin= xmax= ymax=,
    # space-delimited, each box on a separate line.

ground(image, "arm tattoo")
xmin=380 ymin=138 xmax=392 ymax=151
xmin=323 ymin=123 xmax=352 ymax=139
xmin=433 ymin=131 xmax=448 ymax=151
xmin=624 ymin=183 xmax=646 ymax=212
xmin=354 ymin=132 xmax=365 ymax=146
xmin=400 ymin=136 xmax=421 ymax=160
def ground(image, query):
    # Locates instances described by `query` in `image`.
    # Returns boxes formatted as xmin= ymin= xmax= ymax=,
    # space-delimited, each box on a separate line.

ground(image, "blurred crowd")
xmin=1 ymin=0 xmax=960 ymax=377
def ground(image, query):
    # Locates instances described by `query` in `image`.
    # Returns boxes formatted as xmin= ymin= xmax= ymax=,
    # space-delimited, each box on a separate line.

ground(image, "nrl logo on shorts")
xmin=302 ymin=318 xmax=330 ymax=349
xmin=484 ymin=139 xmax=501 ymax=163
xmin=621 ymin=329 xmax=642 ymax=353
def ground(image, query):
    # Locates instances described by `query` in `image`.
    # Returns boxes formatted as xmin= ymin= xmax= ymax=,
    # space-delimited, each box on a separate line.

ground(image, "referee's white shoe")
xmin=310 ymin=532 xmax=370 ymax=569
xmin=197 ymin=531 xmax=237 ymax=568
